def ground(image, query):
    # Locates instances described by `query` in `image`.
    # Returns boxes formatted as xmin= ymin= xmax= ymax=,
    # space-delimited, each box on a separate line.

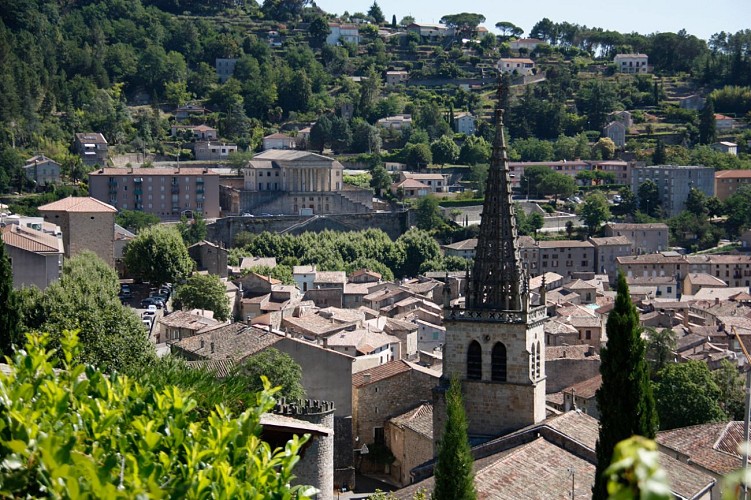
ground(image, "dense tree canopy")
xmin=19 ymin=252 xmax=155 ymax=374
xmin=175 ymin=273 xmax=231 ymax=321
xmin=653 ymin=361 xmax=726 ymax=430
xmin=125 ymin=225 xmax=194 ymax=285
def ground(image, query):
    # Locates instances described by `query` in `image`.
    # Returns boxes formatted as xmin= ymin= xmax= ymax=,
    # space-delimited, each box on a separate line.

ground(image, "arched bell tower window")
xmin=467 ymin=340 xmax=482 ymax=380
xmin=491 ymin=342 xmax=507 ymax=382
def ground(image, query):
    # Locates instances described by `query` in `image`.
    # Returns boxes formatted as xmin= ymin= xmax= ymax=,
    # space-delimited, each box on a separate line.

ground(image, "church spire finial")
xmin=465 ymin=76 xmax=527 ymax=312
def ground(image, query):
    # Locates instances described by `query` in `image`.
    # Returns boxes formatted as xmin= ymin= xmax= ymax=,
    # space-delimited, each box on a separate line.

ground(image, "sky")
xmin=315 ymin=0 xmax=750 ymax=42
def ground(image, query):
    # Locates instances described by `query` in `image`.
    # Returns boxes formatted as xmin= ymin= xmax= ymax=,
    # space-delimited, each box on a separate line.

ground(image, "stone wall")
xmin=353 ymin=368 xmax=438 ymax=450
xmin=546 ymin=357 xmax=601 ymax=393
xmin=209 ymin=211 xmax=410 ymax=247
xmin=386 ymin=419 xmax=434 ymax=486
xmin=273 ymin=399 xmax=335 ymax=500
xmin=436 ymin=316 xmax=547 ymax=441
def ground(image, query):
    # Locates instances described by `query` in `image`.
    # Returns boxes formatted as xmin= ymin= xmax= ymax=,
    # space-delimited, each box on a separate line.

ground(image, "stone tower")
xmin=434 ymin=82 xmax=547 ymax=446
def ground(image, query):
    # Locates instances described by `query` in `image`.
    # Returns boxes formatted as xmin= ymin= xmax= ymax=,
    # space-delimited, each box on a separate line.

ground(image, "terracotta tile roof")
xmin=38 ymin=196 xmax=116 ymax=213
xmin=394 ymin=179 xmax=429 ymax=189
xmin=240 ymin=256 xmax=277 ymax=269
xmin=716 ymin=169 xmax=751 ymax=179
xmin=352 ymin=359 xmax=411 ymax=387
xmin=159 ymin=310 xmax=221 ymax=331
xmin=185 ymin=358 xmax=236 ymax=378
xmin=657 ymin=421 xmax=742 ymax=475
xmin=389 ymin=403 xmax=433 ymax=439
xmin=171 ymin=323 xmax=281 ymax=360
xmin=2 ymin=225 xmax=61 ymax=254
xmin=474 ymin=437 xmax=595 ymax=498
xmin=543 ymin=319 xmax=578 ymax=335
xmin=685 ymin=273 xmax=727 ymax=286
xmin=546 ymin=345 xmax=599 ymax=360
xmin=90 ymin=167 xmax=219 ymax=176
xmin=563 ymin=374 xmax=602 ymax=400
xmin=537 ymin=240 xmax=594 ymax=248
xmin=314 ymin=271 xmax=346 ymax=284
xmin=395 ymin=411 xmax=713 ymax=500
xmin=606 ymin=223 xmax=668 ymax=231
xmin=589 ymin=235 xmax=632 ymax=246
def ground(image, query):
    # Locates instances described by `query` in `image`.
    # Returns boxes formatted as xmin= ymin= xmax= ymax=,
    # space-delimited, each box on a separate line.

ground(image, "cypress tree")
xmin=698 ymin=98 xmax=717 ymax=145
xmin=0 ymin=238 xmax=20 ymax=356
xmin=593 ymin=273 xmax=658 ymax=500
xmin=391 ymin=14 xmax=397 ymax=29
xmin=434 ymin=377 xmax=476 ymax=500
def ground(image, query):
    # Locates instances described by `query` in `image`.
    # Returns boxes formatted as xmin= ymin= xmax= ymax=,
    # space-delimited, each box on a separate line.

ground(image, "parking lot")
xmin=120 ymin=282 xmax=171 ymax=343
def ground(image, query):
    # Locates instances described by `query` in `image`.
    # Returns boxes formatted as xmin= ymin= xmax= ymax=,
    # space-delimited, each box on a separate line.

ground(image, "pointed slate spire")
xmin=465 ymin=78 xmax=527 ymax=312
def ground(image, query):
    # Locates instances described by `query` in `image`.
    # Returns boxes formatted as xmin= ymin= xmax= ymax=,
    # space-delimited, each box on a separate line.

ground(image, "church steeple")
xmin=466 ymin=80 xmax=528 ymax=312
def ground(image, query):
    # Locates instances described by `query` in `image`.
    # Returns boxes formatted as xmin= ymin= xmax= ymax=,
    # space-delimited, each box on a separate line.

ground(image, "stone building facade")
xmin=351 ymin=360 xmax=438 ymax=454
xmin=38 ymin=196 xmax=117 ymax=266
xmin=240 ymin=150 xmax=372 ymax=215
xmin=604 ymin=223 xmax=669 ymax=255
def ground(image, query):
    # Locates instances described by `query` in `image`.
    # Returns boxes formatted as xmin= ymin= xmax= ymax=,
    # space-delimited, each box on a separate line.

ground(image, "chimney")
xmin=363 ymin=373 xmax=371 ymax=382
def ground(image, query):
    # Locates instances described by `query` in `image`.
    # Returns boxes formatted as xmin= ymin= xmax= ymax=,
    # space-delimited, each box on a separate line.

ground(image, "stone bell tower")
xmin=434 ymin=80 xmax=547 ymax=446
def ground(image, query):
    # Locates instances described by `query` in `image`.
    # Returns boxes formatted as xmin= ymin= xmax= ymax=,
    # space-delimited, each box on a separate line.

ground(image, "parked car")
xmin=141 ymin=298 xmax=163 ymax=309
xmin=142 ymin=318 xmax=153 ymax=330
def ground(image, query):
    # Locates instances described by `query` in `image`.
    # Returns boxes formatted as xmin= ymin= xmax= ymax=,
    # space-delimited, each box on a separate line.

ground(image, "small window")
xmin=467 ymin=341 xmax=482 ymax=380
xmin=491 ymin=342 xmax=507 ymax=382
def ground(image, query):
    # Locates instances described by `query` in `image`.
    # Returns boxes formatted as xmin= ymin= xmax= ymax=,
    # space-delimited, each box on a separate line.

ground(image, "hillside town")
xmin=1 ymin=0 xmax=751 ymax=498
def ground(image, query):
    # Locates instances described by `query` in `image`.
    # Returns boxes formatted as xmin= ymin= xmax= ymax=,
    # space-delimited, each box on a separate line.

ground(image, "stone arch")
xmin=467 ymin=340 xmax=482 ymax=380
xmin=491 ymin=342 xmax=507 ymax=382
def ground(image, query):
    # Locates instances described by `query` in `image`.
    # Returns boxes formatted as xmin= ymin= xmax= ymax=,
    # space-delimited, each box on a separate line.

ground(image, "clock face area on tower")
xmin=434 ymin=79 xmax=547 ymax=442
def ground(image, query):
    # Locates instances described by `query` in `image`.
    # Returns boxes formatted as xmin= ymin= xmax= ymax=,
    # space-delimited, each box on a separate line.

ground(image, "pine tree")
xmin=434 ymin=377 xmax=476 ymax=500
xmin=0 ymin=238 xmax=20 ymax=356
xmin=593 ymin=273 xmax=658 ymax=500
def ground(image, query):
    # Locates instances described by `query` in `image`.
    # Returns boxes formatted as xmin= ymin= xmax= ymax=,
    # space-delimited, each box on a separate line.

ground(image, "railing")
xmin=444 ymin=304 xmax=546 ymax=324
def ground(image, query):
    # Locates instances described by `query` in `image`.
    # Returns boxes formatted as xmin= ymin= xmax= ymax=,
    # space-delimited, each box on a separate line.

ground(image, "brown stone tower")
xmin=434 ymin=81 xmax=547 ymax=447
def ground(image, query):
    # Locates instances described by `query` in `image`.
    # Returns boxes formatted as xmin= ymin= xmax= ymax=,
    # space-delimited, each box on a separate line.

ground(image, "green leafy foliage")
xmin=178 ymin=213 xmax=208 ymax=246
xmin=0 ymin=238 xmax=20 ymax=356
xmin=234 ymin=228 xmax=441 ymax=279
xmin=175 ymin=273 xmax=231 ymax=321
xmin=593 ymin=274 xmax=658 ymax=500
xmin=653 ymin=361 xmax=727 ymax=430
xmin=0 ymin=331 xmax=314 ymax=498
xmin=644 ymin=328 xmax=677 ymax=376
xmin=20 ymin=252 xmax=155 ymax=374
xmin=579 ymin=192 xmax=612 ymax=235
xmin=433 ymin=377 xmax=476 ymax=500
xmin=603 ymin=436 xmax=672 ymax=500
xmin=115 ymin=209 xmax=160 ymax=233
xmin=237 ymin=348 xmax=306 ymax=401
xmin=124 ymin=225 xmax=194 ymax=285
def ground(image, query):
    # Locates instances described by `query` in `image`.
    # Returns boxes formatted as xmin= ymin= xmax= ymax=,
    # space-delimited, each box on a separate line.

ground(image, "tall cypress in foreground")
xmin=593 ymin=273 xmax=658 ymax=499
xmin=433 ymin=377 xmax=476 ymax=500
xmin=0 ymin=238 xmax=20 ymax=356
